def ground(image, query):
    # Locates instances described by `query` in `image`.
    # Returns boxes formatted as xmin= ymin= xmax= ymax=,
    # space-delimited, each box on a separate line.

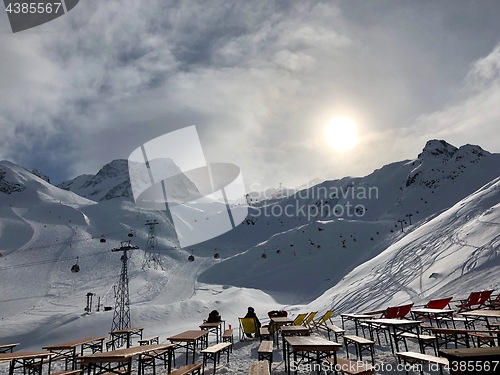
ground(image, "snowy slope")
xmin=198 ymin=140 xmax=500 ymax=301
xmin=307 ymin=176 xmax=500 ymax=314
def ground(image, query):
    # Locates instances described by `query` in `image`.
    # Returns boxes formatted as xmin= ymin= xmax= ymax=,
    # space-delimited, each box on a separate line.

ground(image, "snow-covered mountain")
xmin=57 ymin=158 xmax=201 ymax=203
xmin=0 ymin=139 xmax=499 ymax=374
xmin=57 ymin=159 xmax=134 ymax=201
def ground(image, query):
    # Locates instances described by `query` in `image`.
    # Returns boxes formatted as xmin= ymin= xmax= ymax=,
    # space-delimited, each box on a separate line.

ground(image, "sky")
xmin=1 ymin=0 xmax=499 ymax=190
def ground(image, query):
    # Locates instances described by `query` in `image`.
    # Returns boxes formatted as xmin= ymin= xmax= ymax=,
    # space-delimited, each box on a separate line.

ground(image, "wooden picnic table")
xmin=109 ymin=327 xmax=143 ymax=349
xmin=460 ymin=309 xmax=500 ymax=330
xmin=168 ymin=330 xmax=209 ymax=365
xmin=439 ymin=347 xmax=500 ymax=375
xmin=411 ymin=307 xmax=455 ymax=327
xmin=43 ymin=335 xmax=106 ymax=371
xmin=364 ymin=318 xmax=422 ymax=354
xmin=281 ymin=325 xmax=312 ymax=370
xmin=284 ymin=336 xmax=341 ymax=374
xmin=199 ymin=321 xmax=225 ymax=343
xmin=270 ymin=316 xmax=294 ymax=349
xmin=340 ymin=313 xmax=375 ymax=335
xmin=78 ymin=343 xmax=175 ymax=375
xmin=0 ymin=343 xmax=19 ymax=354
xmin=423 ymin=326 xmax=500 ymax=349
xmin=0 ymin=351 xmax=51 ymax=375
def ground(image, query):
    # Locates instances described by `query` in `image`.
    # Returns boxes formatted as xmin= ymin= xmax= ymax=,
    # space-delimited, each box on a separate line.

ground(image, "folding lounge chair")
xmin=425 ymin=297 xmax=452 ymax=309
xmin=369 ymin=303 xmax=414 ymax=344
xmin=238 ymin=317 xmax=258 ymax=341
xmin=456 ymin=290 xmax=493 ymax=312
xmin=292 ymin=313 xmax=308 ymax=326
xmin=311 ymin=309 xmax=334 ymax=330
xmin=301 ymin=311 xmax=318 ymax=328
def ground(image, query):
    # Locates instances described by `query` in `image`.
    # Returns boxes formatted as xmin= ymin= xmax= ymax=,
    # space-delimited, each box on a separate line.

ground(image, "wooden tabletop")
xmin=0 ymin=351 xmax=51 ymax=362
xmin=368 ymin=318 xmax=421 ymax=326
xmin=411 ymin=308 xmax=454 ymax=314
xmin=285 ymin=336 xmax=341 ymax=351
xmin=270 ymin=317 xmax=294 ymax=324
xmin=199 ymin=322 xmax=222 ymax=329
xmin=168 ymin=330 xmax=209 ymax=342
xmin=79 ymin=344 xmax=175 ymax=363
xmin=281 ymin=326 xmax=311 ymax=334
xmin=341 ymin=313 xmax=375 ymax=319
xmin=43 ymin=336 xmax=106 ymax=350
xmin=109 ymin=327 xmax=143 ymax=335
xmin=460 ymin=309 xmax=500 ymax=318
xmin=440 ymin=346 xmax=500 ymax=358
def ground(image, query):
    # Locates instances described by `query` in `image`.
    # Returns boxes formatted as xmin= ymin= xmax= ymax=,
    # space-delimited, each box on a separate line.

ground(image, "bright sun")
xmin=324 ymin=116 xmax=360 ymax=152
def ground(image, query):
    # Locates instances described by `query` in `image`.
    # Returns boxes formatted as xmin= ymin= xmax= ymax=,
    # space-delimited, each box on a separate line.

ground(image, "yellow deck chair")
xmin=238 ymin=317 xmax=258 ymax=341
xmin=301 ymin=311 xmax=317 ymax=328
xmin=311 ymin=309 xmax=334 ymax=330
xmin=292 ymin=313 xmax=308 ymax=326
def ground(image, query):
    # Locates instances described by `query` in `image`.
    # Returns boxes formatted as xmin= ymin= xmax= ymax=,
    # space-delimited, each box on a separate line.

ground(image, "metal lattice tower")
xmin=110 ymin=241 xmax=139 ymax=345
xmin=142 ymin=220 xmax=162 ymax=270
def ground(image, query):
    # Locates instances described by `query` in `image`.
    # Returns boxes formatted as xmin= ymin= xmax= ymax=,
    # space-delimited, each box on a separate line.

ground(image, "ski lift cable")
xmin=0 ymin=250 xmax=111 ymax=271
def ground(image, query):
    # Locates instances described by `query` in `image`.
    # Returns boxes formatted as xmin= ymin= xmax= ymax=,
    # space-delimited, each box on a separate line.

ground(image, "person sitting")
xmin=244 ymin=306 xmax=261 ymax=337
xmin=206 ymin=309 xmax=222 ymax=323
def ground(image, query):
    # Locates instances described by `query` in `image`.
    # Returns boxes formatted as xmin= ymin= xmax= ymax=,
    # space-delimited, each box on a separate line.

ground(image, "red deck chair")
xmin=370 ymin=303 xmax=414 ymax=344
xmin=425 ymin=297 xmax=452 ymax=309
xmin=456 ymin=290 xmax=493 ymax=311
xmin=381 ymin=303 xmax=414 ymax=319
xmin=477 ymin=290 xmax=494 ymax=306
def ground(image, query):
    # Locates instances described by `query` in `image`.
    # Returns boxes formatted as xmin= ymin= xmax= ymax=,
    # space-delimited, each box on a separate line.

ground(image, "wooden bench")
xmin=170 ymin=363 xmax=203 ymax=375
xmin=399 ymin=332 xmax=438 ymax=355
xmin=469 ymin=332 xmax=497 ymax=347
xmin=259 ymin=327 xmax=271 ymax=341
xmin=222 ymin=328 xmax=233 ymax=347
xmin=343 ymin=335 xmax=375 ymax=364
xmin=325 ymin=323 xmax=345 ymax=341
xmin=49 ymin=370 xmax=83 ymax=375
xmin=201 ymin=342 xmax=232 ymax=374
xmin=249 ymin=360 xmax=271 ymax=375
xmin=257 ymin=340 xmax=273 ymax=371
xmin=397 ymin=351 xmax=449 ymax=374
xmin=324 ymin=357 xmax=374 ymax=375
xmin=0 ymin=343 xmax=19 ymax=353
xmin=138 ymin=335 xmax=159 ymax=345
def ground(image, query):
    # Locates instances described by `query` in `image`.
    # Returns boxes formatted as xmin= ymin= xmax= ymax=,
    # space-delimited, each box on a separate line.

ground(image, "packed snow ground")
xmin=0 ymin=140 xmax=499 ymax=374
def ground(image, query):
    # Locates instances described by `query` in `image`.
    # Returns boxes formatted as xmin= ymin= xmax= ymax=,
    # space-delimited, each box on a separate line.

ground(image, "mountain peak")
xmin=417 ymin=139 xmax=458 ymax=160
xmin=57 ymin=159 xmax=131 ymax=201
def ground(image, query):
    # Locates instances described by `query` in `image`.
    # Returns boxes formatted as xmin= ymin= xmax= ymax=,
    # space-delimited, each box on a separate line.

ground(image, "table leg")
xmin=282 ymin=336 xmax=287 ymax=372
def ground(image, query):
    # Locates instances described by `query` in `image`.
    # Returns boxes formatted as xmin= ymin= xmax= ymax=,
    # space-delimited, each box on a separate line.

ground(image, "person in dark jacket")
xmin=206 ymin=309 xmax=222 ymax=323
xmin=244 ymin=306 xmax=261 ymax=337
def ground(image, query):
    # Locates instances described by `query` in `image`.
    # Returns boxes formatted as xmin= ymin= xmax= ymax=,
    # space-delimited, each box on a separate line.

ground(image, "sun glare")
xmin=324 ymin=116 xmax=360 ymax=152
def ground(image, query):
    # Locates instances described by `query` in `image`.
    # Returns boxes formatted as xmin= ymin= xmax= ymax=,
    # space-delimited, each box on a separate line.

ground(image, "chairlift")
xmin=213 ymin=252 xmax=220 ymax=259
xmin=128 ymin=231 xmax=134 ymax=237
xmin=71 ymin=257 xmax=80 ymax=273
xmin=100 ymin=235 xmax=106 ymax=243
xmin=188 ymin=254 xmax=195 ymax=262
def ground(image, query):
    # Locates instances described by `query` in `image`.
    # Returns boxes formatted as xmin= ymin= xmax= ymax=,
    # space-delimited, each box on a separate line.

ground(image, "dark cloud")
xmin=0 ymin=0 xmax=499 ymax=188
